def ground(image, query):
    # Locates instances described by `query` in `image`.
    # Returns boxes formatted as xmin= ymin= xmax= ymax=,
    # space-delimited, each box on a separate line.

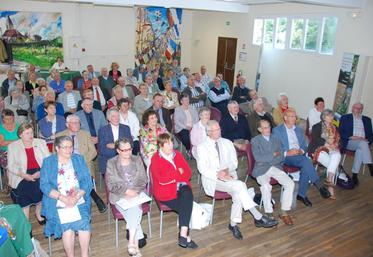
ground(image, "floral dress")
xmin=139 ymin=124 xmax=167 ymax=165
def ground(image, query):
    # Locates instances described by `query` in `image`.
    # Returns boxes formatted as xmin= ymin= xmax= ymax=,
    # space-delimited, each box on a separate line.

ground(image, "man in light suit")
xmin=56 ymin=114 xmax=107 ymax=213
xmin=76 ymin=98 xmax=107 ymax=145
xmin=57 ymin=80 xmax=81 ymax=115
xmin=251 ymin=119 xmax=294 ymax=226
xmin=272 ymin=108 xmax=330 ymax=207
xmin=196 ymin=120 xmax=278 ymax=240
xmin=98 ymin=108 xmax=132 ymax=175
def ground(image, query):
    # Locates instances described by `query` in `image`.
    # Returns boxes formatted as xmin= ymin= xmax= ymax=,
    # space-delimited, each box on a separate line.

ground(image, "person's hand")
xmin=91 ymin=137 xmax=98 ymax=144
xmin=273 ymin=151 xmax=280 ymax=157
xmin=106 ymin=143 xmax=115 ymax=149
xmin=21 ymin=173 xmax=35 ymax=181
xmin=32 ymin=171 xmax=40 ymax=179
xmin=350 ymin=136 xmax=366 ymax=141
xmin=178 ymin=167 xmax=184 ymax=174
xmin=286 ymin=149 xmax=301 ymax=156
xmin=61 ymin=195 xmax=78 ymax=208
xmin=186 ymin=126 xmax=192 ymax=131
xmin=124 ymin=189 xmax=139 ymax=199
xmin=217 ymin=169 xmax=229 ymax=180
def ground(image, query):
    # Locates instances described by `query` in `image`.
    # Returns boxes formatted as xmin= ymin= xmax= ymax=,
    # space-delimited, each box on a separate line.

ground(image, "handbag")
xmin=16 ymin=109 xmax=29 ymax=116
xmin=336 ymin=165 xmax=355 ymax=190
xmin=184 ymin=202 xmax=212 ymax=230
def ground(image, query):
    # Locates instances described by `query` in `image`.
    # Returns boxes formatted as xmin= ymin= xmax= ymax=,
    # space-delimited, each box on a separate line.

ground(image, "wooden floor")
xmin=1 ymin=153 xmax=373 ymax=257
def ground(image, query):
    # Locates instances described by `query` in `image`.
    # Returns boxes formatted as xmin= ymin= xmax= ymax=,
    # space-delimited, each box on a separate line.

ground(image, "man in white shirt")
xmin=200 ymin=65 xmax=212 ymax=86
xmin=57 ymin=80 xmax=81 ymax=115
xmin=197 ymin=120 xmax=278 ymax=240
xmin=209 ymin=77 xmax=231 ymax=115
xmin=91 ymin=77 xmax=106 ymax=111
xmin=117 ymin=76 xmax=135 ymax=100
xmin=179 ymin=67 xmax=190 ymax=91
xmin=307 ymin=97 xmax=325 ymax=132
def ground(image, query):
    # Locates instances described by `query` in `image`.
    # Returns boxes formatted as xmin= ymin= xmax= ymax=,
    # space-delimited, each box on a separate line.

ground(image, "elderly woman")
xmin=77 ymin=70 xmax=91 ymax=91
xmin=308 ymin=109 xmax=341 ymax=200
xmin=190 ymin=107 xmax=210 ymax=159
xmin=40 ymin=136 xmax=92 ymax=257
xmin=107 ymin=85 xmax=124 ymax=110
xmin=161 ymin=80 xmax=179 ymax=114
xmin=125 ymin=68 xmax=139 ymax=87
xmin=133 ymin=83 xmax=152 ymax=120
xmin=7 ymin=123 xmax=50 ymax=223
xmin=51 ymin=57 xmax=67 ymax=71
xmin=16 ymin=80 xmax=31 ymax=103
xmin=150 ymin=133 xmax=198 ymax=249
xmin=109 ymin=62 xmax=122 ymax=83
xmin=25 ymin=71 xmax=39 ymax=96
xmin=139 ymin=110 xmax=167 ymax=166
xmin=38 ymin=101 xmax=66 ymax=151
xmin=0 ymin=109 xmax=19 ymax=170
xmin=272 ymin=93 xmax=289 ymax=126
xmin=174 ymin=94 xmax=198 ymax=158
xmin=4 ymin=87 xmax=30 ymax=124
xmin=106 ymin=138 xmax=147 ymax=257
xmin=32 ymin=85 xmax=49 ymax=113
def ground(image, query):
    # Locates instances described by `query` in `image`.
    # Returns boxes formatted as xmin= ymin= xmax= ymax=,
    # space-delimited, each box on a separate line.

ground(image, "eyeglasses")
xmin=118 ymin=148 xmax=132 ymax=152
xmin=59 ymin=146 xmax=73 ymax=150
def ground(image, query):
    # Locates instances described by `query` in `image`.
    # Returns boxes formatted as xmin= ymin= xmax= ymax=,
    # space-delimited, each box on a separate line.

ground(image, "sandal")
xmin=324 ymin=180 xmax=335 ymax=187
xmin=127 ymin=245 xmax=138 ymax=256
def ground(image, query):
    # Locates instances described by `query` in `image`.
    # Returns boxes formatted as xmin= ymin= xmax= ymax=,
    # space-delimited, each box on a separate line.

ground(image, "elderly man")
xmin=200 ymin=65 xmax=212 ymax=86
xmin=273 ymin=93 xmax=289 ymax=126
xmin=251 ymin=119 xmax=294 ymax=225
xmin=179 ymin=67 xmax=191 ymax=91
xmin=209 ymin=77 xmax=230 ymax=115
xmin=144 ymin=74 xmax=160 ymax=97
xmin=36 ymin=90 xmax=64 ymax=120
xmin=91 ymin=77 xmax=106 ymax=111
xmin=339 ymin=102 xmax=373 ymax=184
xmin=57 ymin=80 xmax=81 ymax=115
xmin=134 ymin=83 xmax=152 ymax=120
xmin=182 ymin=75 xmax=206 ymax=110
xmin=146 ymin=93 xmax=172 ymax=132
xmin=245 ymin=89 xmax=272 ymax=114
xmin=49 ymin=72 xmax=65 ymax=95
xmin=98 ymin=108 xmax=132 ymax=175
xmin=87 ymin=64 xmax=99 ymax=80
xmin=98 ymin=67 xmax=115 ymax=100
xmin=247 ymin=98 xmax=275 ymax=137
xmin=117 ymin=76 xmax=135 ymax=100
xmin=197 ymin=120 xmax=278 ymax=240
xmin=133 ymin=64 xmax=147 ymax=83
xmin=76 ymin=98 xmax=107 ymax=145
xmin=220 ymin=100 xmax=251 ymax=152
xmin=232 ymin=76 xmax=250 ymax=104
xmin=273 ymin=108 xmax=330 ymax=207
xmin=56 ymin=114 xmax=107 ymax=213
xmin=77 ymin=88 xmax=102 ymax=111
xmin=1 ymin=69 xmax=17 ymax=98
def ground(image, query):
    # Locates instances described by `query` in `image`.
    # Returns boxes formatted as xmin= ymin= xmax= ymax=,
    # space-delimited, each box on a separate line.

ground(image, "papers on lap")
xmin=57 ymin=206 xmax=81 ymax=224
xmin=116 ymin=192 xmax=151 ymax=211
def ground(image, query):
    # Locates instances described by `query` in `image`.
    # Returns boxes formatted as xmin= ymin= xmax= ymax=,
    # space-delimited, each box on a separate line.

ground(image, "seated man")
xmin=220 ymin=100 xmax=251 ymax=152
xmin=76 ymin=98 xmax=107 ymax=145
xmin=182 ymin=75 xmax=206 ymax=110
xmin=117 ymin=76 xmax=135 ymax=100
xmin=87 ymin=64 xmax=100 ymax=80
xmin=208 ymin=77 xmax=230 ymax=115
xmin=216 ymin=73 xmax=231 ymax=93
xmin=56 ymin=114 xmax=107 ymax=213
xmin=247 ymin=98 xmax=275 ymax=137
xmin=197 ymin=120 xmax=278 ymax=240
xmin=200 ymin=65 xmax=212 ymax=86
xmin=1 ymin=69 xmax=17 ymax=98
xmin=308 ymin=97 xmax=325 ymax=132
xmin=272 ymin=108 xmax=330 ymax=207
xmin=251 ymin=120 xmax=294 ymax=225
xmin=49 ymin=72 xmax=66 ymax=95
xmin=98 ymin=67 xmax=115 ymax=101
xmin=244 ymin=89 xmax=272 ymax=114
xmin=146 ymin=93 xmax=172 ymax=132
xmin=91 ymin=77 xmax=107 ymax=111
xmin=179 ymin=67 xmax=190 ymax=91
xmin=77 ymin=88 xmax=102 ymax=111
xmin=232 ymin=76 xmax=250 ymax=104
xmin=339 ymin=102 xmax=373 ymax=184
xmin=36 ymin=90 xmax=64 ymax=121
xmin=144 ymin=74 xmax=160 ymax=97
xmin=57 ymin=80 xmax=81 ymax=115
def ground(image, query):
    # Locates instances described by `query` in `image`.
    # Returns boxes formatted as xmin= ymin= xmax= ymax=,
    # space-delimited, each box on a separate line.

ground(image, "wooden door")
xmin=216 ymin=37 xmax=237 ymax=91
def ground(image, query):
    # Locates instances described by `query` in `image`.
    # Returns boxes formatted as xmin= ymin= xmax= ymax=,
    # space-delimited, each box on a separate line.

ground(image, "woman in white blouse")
xmin=190 ymin=107 xmax=211 ymax=159
xmin=161 ymin=80 xmax=179 ymax=115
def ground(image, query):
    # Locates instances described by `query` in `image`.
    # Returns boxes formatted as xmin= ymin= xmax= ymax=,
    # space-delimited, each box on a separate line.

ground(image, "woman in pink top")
xmin=190 ymin=107 xmax=211 ymax=159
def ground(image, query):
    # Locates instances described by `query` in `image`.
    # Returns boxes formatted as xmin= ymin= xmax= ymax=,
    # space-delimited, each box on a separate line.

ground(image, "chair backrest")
xmin=210 ymin=106 xmax=222 ymax=122
xmin=127 ymin=84 xmax=140 ymax=96
xmin=246 ymin=141 xmax=255 ymax=177
xmin=72 ymin=76 xmax=82 ymax=90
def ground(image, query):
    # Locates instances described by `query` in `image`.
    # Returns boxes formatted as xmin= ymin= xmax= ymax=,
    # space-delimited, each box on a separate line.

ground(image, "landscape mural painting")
xmin=0 ymin=11 xmax=63 ymax=71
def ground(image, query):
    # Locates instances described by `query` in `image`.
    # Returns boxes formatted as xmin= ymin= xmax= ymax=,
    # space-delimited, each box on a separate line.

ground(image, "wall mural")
xmin=135 ymin=6 xmax=182 ymax=70
xmin=0 ymin=11 xmax=63 ymax=70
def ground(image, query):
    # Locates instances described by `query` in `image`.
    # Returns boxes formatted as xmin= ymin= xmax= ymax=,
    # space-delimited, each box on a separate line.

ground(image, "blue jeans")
xmin=284 ymin=155 xmax=319 ymax=198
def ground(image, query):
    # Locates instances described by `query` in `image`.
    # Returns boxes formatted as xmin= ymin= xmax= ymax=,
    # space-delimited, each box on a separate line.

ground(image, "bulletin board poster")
xmin=333 ymin=52 xmax=360 ymax=121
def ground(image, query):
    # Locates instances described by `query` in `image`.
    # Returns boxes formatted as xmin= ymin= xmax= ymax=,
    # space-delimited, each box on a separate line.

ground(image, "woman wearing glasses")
xmin=40 ymin=135 xmax=93 ymax=257
xmin=106 ymin=138 xmax=147 ymax=257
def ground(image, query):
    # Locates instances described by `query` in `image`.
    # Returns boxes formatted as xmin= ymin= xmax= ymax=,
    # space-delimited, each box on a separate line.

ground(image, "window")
xmin=290 ymin=19 xmax=304 ymax=49
xmin=263 ymin=19 xmax=274 ymax=45
xmin=320 ymin=17 xmax=338 ymax=55
xmin=304 ymin=19 xmax=319 ymax=51
xmin=275 ymin=17 xmax=287 ymax=49
xmin=252 ymin=19 xmax=264 ymax=45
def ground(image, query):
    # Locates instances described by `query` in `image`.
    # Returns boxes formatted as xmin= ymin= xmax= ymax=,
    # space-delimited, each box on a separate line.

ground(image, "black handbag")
xmin=16 ymin=109 xmax=28 ymax=116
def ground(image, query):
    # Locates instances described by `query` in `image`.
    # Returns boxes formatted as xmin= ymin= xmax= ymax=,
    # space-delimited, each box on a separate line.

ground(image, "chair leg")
xmin=147 ymin=212 xmax=152 ymax=238
xmin=107 ymin=204 xmax=111 ymax=225
xmin=244 ymin=174 xmax=248 ymax=183
xmin=99 ymin=174 xmax=102 ymax=190
xmin=259 ymin=198 xmax=263 ymax=210
xmin=363 ymin=164 xmax=366 ymax=175
xmin=197 ymin=173 xmax=200 ymax=185
xmin=210 ymin=198 xmax=216 ymax=225
xmin=48 ymin=236 xmax=52 ymax=256
xmin=92 ymin=178 xmax=97 ymax=191
xmin=115 ymin=218 xmax=119 ymax=248
xmin=160 ymin=211 xmax=163 ymax=238
xmin=197 ymin=183 xmax=203 ymax=202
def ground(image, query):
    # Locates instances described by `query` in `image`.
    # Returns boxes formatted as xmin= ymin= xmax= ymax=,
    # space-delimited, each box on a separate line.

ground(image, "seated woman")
xmin=109 ymin=62 xmax=122 ymax=83
xmin=308 ymin=109 xmax=341 ymax=200
xmin=106 ymin=138 xmax=147 ymax=257
xmin=7 ymin=123 xmax=50 ymax=223
xmin=4 ymin=87 xmax=30 ymax=124
xmin=32 ymin=85 xmax=49 ymax=113
xmin=51 ymin=57 xmax=68 ymax=71
xmin=107 ymin=85 xmax=124 ymax=110
xmin=161 ymin=80 xmax=179 ymax=115
xmin=190 ymin=107 xmax=210 ymax=159
xmin=272 ymin=93 xmax=289 ymax=126
xmin=125 ymin=68 xmax=139 ymax=87
xmin=38 ymin=101 xmax=66 ymax=151
xmin=174 ymin=94 xmax=198 ymax=158
xmin=139 ymin=110 xmax=167 ymax=166
xmin=25 ymin=71 xmax=39 ymax=96
xmin=40 ymin=135 xmax=92 ymax=256
xmin=133 ymin=83 xmax=152 ymax=120
xmin=77 ymin=70 xmax=91 ymax=91
xmin=150 ymin=133 xmax=198 ymax=249
xmin=16 ymin=80 xmax=31 ymax=103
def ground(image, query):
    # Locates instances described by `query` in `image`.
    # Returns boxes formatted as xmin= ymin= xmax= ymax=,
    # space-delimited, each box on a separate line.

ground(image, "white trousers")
xmin=215 ymin=179 xmax=257 ymax=223
xmin=116 ymin=204 xmax=144 ymax=240
xmin=256 ymin=166 xmax=294 ymax=214
xmin=317 ymin=151 xmax=341 ymax=175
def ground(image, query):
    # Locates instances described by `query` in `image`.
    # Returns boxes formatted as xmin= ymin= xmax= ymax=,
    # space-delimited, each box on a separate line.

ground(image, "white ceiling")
xmin=39 ymin=0 xmax=366 ymax=12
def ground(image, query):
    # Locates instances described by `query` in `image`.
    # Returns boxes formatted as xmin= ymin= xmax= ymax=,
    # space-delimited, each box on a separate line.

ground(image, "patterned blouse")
xmin=161 ymin=90 xmax=179 ymax=110
xmin=57 ymin=160 xmax=80 ymax=197
xmin=139 ymin=124 xmax=167 ymax=163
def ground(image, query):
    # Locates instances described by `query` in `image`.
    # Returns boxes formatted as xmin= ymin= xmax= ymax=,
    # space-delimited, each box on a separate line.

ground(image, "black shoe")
xmin=126 ymin=230 xmax=147 ymax=248
xmin=254 ymin=215 xmax=278 ymax=228
xmin=96 ymin=198 xmax=108 ymax=213
xmin=368 ymin=164 xmax=373 ymax=177
xmin=36 ymin=217 xmax=46 ymax=225
xmin=319 ymin=187 xmax=331 ymax=199
xmin=352 ymin=174 xmax=359 ymax=186
xmin=178 ymin=236 xmax=198 ymax=249
xmin=228 ymin=224 xmax=243 ymax=240
xmin=297 ymin=195 xmax=312 ymax=207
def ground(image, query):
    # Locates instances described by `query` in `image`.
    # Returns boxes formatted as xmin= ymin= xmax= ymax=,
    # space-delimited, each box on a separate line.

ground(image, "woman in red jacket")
xmin=150 ymin=132 xmax=198 ymax=249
